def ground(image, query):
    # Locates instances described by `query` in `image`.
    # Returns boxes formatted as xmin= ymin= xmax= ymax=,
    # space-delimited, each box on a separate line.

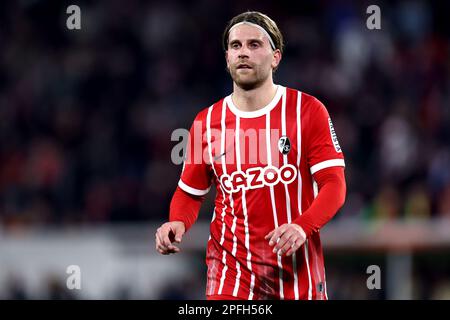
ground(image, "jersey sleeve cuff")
xmin=178 ymin=179 xmax=211 ymax=196
xmin=310 ymin=159 xmax=345 ymax=175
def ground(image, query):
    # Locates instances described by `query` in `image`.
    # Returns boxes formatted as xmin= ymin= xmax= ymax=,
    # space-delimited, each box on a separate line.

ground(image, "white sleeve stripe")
xmin=310 ymin=159 xmax=345 ymax=175
xmin=178 ymin=179 xmax=211 ymax=196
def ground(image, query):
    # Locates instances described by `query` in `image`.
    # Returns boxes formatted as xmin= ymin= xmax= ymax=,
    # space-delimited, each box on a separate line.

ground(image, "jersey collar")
xmin=225 ymin=85 xmax=285 ymax=118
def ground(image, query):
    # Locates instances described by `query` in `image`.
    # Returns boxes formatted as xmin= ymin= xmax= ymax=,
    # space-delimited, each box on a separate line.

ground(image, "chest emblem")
xmin=278 ymin=136 xmax=291 ymax=155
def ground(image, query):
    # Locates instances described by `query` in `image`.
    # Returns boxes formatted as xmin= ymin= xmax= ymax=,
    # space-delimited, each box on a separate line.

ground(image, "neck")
xmin=231 ymin=78 xmax=277 ymax=112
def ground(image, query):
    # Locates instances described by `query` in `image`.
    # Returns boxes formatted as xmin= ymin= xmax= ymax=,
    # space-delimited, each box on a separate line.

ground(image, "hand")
xmin=155 ymin=221 xmax=186 ymax=255
xmin=265 ymin=223 xmax=306 ymax=257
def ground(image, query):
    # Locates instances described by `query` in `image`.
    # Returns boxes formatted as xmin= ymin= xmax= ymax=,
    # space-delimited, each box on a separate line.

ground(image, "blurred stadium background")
xmin=0 ymin=0 xmax=449 ymax=299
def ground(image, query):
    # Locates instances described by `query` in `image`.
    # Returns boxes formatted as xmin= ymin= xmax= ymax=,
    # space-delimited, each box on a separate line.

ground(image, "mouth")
xmin=237 ymin=63 xmax=252 ymax=70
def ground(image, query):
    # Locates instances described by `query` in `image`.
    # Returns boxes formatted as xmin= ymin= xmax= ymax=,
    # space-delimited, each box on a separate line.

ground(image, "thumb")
xmin=173 ymin=225 xmax=185 ymax=243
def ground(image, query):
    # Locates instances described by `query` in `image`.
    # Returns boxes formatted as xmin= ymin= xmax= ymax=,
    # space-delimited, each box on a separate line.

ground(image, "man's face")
xmin=226 ymin=24 xmax=281 ymax=90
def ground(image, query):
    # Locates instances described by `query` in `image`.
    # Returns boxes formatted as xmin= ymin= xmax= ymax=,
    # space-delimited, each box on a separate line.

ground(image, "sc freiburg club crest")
xmin=278 ymin=136 xmax=291 ymax=155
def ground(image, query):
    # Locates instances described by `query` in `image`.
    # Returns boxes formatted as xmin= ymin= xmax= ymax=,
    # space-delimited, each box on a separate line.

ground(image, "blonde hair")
xmin=222 ymin=11 xmax=284 ymax=55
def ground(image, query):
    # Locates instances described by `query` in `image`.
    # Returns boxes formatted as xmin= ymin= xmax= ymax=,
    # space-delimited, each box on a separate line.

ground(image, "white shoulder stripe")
xmin=178 ymin=179 xmax=211 ymax=196
xmin=310 ymin=159 xmax=345 ymax=175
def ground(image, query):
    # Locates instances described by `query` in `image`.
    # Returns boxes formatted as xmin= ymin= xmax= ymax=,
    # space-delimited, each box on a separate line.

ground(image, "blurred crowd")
xmin=0 ymin=0 xmax=449 ymax=229
xmin=1 ymin=0 xmax=450 ymax=301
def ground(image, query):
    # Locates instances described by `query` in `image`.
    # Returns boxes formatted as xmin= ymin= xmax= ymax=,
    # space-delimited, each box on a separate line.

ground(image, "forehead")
xmin=228 ymin=23 xmax=269 ymax=43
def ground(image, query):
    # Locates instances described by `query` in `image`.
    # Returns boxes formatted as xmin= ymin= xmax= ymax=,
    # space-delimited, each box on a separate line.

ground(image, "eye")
xmin=230 ymin=42 xmax=240 ymax=49
xmin=249 ymin=42 xmax=260 ymax=48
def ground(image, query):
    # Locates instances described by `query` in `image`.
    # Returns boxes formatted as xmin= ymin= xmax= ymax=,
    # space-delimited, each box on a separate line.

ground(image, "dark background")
xmin=0 ymin=0 xmax=449 ymax=299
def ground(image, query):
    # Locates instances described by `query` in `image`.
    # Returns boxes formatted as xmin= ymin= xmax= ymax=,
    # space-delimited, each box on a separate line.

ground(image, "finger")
xmin=158 ymin=248 xmax=169 ymax=255
xmin=269 ymin=230 xmax=282 ymax=247
xmin=155 ymin=231 xmax=163 ymax=248
xmin=274 ymin=230 xmax=295 ymax=254
xmin=173 ymin=226 xmax=184 ymax=243
xmin=268 ymin=227 xmax=281 ymax=245
xmin=156 ymin=232 xmax=178 ymax=252
xmin=273 ymin=231 xmax=295 ymax=254
xmin=157 ymin=244 xmax=169 ymax=254
xmin=157 ymin=243 xmax=180 ymax=254
xmin=155 ymin=235 xmax=160 ymax=251
xmin=155 ymin=230 xmax=169 ymax=251
xmin=158 ymin=229 xmax=179 ymax=252
xmin=168 ymin=244 xmax=180 ymax=252
xmin=265 ymin=230 xmax=274 ymax=240
xmin=159 ymin=249 xmax=172 ymax=255
xmin=286 ymin=238 xmax=305 ymax=257
xmin=277 ymin=234 xmax=297 ymax=255
xmin=269 ymin=225 xmax=287 ymax=246
xmin=285 ymin=246 xmax=296 ymax=257
xmin=284 ymin=236 xmax=299 ymax=257
xmin=160 ymin=226 xmax=177 ymax=249
xmin=172 ymin=246 xmax=180 ymax=253
xmin=160 ymin=247 xmax=179 ymax=255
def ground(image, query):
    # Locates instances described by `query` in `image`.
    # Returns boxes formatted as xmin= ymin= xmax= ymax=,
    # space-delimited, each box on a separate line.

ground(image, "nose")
xmin=238 ymin=44 xmax=250 ymax=59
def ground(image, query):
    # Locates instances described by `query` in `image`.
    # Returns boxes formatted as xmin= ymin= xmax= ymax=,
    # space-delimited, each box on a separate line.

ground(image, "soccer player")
xmin=155 ymin=11 xmax=346 ymax=300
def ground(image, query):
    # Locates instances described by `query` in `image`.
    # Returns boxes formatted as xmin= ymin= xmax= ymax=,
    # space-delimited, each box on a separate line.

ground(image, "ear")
xmin=225 ymin=50 xmax=230 ymax=69
xmin=271 ymin=49 xmax=282 ymax=70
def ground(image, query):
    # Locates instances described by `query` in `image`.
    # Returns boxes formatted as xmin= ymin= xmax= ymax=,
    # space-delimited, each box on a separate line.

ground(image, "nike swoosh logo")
xmin=213 ymin=151 xmax=226 ymax=161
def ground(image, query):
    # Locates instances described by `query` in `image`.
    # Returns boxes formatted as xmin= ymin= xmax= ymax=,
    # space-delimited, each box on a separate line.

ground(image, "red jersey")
xmin=178 ymin=85 xmax=345 ymax=300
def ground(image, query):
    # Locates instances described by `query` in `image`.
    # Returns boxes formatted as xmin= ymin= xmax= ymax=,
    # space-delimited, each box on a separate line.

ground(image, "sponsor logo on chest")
xmin=219 ymin=164 xmax=297 ymax=194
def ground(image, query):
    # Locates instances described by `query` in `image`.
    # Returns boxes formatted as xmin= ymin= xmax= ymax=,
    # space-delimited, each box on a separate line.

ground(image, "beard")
xmin=228 ymin=65 xmax=269 ymax=90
